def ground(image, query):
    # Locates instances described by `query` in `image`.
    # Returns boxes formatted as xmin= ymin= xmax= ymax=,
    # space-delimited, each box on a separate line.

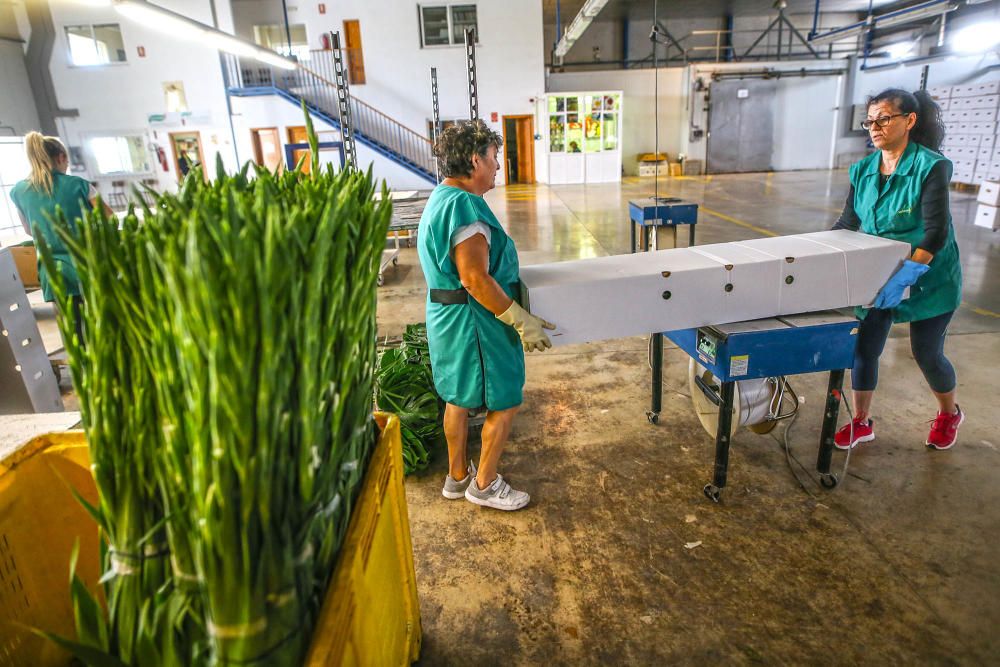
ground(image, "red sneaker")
xmin=834 ymin=417 xmax=875 ymax=450
xmin=926 ymin=405 xmax=964 ymax=450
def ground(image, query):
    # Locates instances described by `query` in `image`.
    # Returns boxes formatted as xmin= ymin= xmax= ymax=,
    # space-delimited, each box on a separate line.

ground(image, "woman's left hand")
xmin=873 ymin=259 xmax=930 ymax=309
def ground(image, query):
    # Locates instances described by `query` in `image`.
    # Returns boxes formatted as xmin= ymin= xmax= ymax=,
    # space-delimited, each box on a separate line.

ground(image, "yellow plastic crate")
xmin=0 ymin=413 xmax=421 ymax=666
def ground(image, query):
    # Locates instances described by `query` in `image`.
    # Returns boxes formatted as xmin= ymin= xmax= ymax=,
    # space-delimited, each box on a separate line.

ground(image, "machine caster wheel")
xmin=646 ymin=411 xmax=659 ymax=424
xmin=703 ymin=484 xmax=722 ymax=503
xmin=377 ymin=275 xmax=384 ymax=286
xmin=392 ymin=257 xmax=398 ymax=266
xmin=819 ymin=473 xmax=838 ymax=489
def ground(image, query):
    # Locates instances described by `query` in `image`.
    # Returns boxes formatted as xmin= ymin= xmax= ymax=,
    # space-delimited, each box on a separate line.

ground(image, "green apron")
xmin=10 ymin=171 xmax=90 ymax=301
xmin=418 ymin=185 xmax=525 ymax=411
xmin=849 ymin=141 xmax=962 ymax=323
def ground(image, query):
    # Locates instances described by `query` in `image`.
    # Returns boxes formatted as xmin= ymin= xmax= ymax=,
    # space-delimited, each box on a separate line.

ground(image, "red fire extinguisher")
xmin=154 ymin=144 xmax=169 ymax=172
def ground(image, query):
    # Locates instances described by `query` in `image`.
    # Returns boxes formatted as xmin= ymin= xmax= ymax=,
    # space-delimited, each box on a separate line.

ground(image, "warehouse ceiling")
xmin=542 ymin=0 xmax=904 ymax=22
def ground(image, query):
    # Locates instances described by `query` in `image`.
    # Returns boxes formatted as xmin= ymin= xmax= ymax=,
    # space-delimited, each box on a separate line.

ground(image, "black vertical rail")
xmin=817 ymin=369 xmax=845 ymax=478
xmin=430 ymin=66 xmax=441 ymax=181
xmin=465 ymin=27 xmax=478 ymax=121
xmin=330 ymin=31 xmax=358 ymax=170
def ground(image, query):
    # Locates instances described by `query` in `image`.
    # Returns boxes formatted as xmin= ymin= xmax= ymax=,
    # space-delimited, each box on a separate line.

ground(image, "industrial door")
xmin=706 ymin=79 xmax=776 ymax=174
xmin=251 ymin=127 xmax=282 ymax=173
xmin=503 ymin=115 xmax=535 ymax=184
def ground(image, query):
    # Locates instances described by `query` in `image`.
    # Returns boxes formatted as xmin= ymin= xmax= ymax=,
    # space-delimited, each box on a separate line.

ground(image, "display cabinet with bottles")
xmin=541 ymin=91 xmax=622 ymax=184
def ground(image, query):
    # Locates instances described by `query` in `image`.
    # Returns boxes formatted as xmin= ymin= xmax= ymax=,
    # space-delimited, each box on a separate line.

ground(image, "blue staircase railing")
xmin=223 ymin=53 xmax=436 ymax=183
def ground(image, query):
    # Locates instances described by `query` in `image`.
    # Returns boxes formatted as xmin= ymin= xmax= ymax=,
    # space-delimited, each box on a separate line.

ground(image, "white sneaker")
xmin=464 ymin=473 xmax=530 ymax=511
xmin=442 ymin=461 xmax=478 ymax=500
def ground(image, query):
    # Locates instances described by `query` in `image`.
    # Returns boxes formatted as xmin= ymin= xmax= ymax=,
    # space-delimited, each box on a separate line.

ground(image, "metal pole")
xmin=465 ymin=28 xmax=478 ymax=120
xmin=555 ymin=0 xmax=561 ymax=50
xmin=281 ymin=0 xmax=293 ymax=54
xmin=810 ymin=0 xmax=821 ymax=39
xmin=330 ymin=31 xmax=357 ymax=169
xmin=430 ymin=67 xmax=441 ymax=142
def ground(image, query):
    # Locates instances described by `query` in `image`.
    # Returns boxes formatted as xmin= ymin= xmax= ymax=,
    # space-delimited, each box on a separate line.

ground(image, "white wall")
xmin=0 ymin=41 xmax=40 ymax=136
xmin=546 ymin=68 xmax=686 ymax=175
xmin=45 ymin=0 xmax=237 ymax=193
xmin=229 ymin=0 xmax=546 ymax=186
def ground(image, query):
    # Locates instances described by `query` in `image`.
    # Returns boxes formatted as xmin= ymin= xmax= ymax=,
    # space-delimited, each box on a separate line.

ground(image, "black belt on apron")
xmin=429 ymin=288 xmax=469 ymax=305
xmin=430 ymin=283 xmax=520 ymax=306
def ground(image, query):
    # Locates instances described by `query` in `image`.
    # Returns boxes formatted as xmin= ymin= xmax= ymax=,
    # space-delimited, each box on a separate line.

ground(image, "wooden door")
xmin=287 ymin=126 xmax=311 ymax=173
xmin=343 ymin=20 xmax=365 ymax=85
xmin=169 ymin=131 xmax=205 ymax=181
xmin=502 ymin=115 xmax=535 ymax=184
xmin=251 ymin=127 xmax=282 ymax=173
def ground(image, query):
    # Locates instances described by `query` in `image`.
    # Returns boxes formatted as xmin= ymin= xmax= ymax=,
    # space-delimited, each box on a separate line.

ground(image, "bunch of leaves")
xmin=37 ymin=204 xmax=192 ymax=665
xmin=39 ymin=102 xmax=392 ymax=666
xmin=375 ymin=323 xmax=445 ymax=474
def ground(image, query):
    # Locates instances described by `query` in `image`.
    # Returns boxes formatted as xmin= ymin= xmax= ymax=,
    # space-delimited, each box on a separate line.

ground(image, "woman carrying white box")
xmin=832 ymin=88 xmax=965 ymax=451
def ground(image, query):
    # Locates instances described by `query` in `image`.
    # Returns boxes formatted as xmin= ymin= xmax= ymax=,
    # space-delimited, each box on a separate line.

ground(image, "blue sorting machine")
xmin=658 ymin=311 xmax=859 ymax=502
xmin=628 ymin=197 xmax=698 ymax=254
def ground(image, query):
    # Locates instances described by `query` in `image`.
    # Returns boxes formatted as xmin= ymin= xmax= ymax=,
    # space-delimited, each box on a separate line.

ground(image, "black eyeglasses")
xmin=861 ymin=114 xmax=907 ymax=130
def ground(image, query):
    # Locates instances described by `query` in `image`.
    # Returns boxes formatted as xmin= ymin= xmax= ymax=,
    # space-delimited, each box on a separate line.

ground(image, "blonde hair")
xmin=25 ymin=131 xmax=68 ymax=194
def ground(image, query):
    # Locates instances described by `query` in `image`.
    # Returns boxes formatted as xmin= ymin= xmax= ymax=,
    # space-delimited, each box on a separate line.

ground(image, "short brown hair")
xmin=432 ymin=119 xmax=503 ymax=178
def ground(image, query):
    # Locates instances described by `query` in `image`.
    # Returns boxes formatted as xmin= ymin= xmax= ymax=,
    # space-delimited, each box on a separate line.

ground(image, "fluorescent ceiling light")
xmin=950 ymin=21 xmax=1000 ymax=53
xmin=810 ymin=0 xmax=956 ymax=46
xmin=553 ymin=0 xmax=610 ymax=58
xmin=884 ymin=41 xmax=916 ymax=59
xmin=112 ymin=0 xmax=297 ymax=69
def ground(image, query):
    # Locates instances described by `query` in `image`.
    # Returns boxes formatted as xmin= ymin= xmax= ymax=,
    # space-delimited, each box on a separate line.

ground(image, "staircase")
xmin=223 ymin=53 xmax=437 ymax=183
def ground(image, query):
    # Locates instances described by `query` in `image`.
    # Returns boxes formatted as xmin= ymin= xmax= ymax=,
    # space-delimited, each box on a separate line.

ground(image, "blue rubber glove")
xmin=873 ymin=260 xmax=930 ymax=310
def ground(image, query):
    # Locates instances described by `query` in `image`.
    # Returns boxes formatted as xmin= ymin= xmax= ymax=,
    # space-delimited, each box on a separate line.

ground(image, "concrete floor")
xmin=375 ymin=171 xmax=1000 ymax=665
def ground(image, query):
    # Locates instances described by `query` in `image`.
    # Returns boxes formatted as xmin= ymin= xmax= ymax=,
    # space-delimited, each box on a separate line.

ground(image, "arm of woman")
xmin=832 ymin=183 xmax=861 ymax=231
xmin=910 ymin=161 xmax=951 ymax=265
xmin=453 ymin=234 xmax=512 ymax=315
xmin=86 ymin=183 xmax=115 ymax=218
xmin=453 ymin=234 xmax=555 ymax=352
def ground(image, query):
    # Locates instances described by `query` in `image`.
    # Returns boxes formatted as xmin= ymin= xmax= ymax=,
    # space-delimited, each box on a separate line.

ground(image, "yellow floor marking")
xmin=963 ymin=302 xmax=1000 ymax=318
xmin=699 ymin=206 xmax=778 ymax=237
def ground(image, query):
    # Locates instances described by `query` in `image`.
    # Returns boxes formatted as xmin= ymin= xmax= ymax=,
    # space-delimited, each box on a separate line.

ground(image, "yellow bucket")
xmin=0 ymin=413 xmax=420 ymax=666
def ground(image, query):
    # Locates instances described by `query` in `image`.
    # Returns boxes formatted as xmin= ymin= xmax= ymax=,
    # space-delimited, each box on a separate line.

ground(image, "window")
xmin=426 ymin=118 xmax=463 ymax=140
xmin=89 ymin=136 xmax=151 ymax=175
xmin=420 ymin=5 xmax=478 ymax=47
xmin=253 ymin=24 xmax=310 ymax=60
xmin=66 ymin=24 xmax=126 ymax=66
xmin=548 ymin=93 xmax=620 ymax=154
xmin=0 ymin=138 xmax=30 ymax=240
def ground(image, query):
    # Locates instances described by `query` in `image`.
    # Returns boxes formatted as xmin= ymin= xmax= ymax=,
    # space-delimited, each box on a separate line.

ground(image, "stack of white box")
xmin=931 ymin=81 xmax=1000 ymax=186
xmin=975 ymin=180 xmax=1000 ymax=231
xmin=519 ymin=230 xmax=910 ymax=347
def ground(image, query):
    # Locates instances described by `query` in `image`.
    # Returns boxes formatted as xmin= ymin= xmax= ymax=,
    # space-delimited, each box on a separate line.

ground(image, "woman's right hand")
xmin=497 ymin=301 xmax=556 ymax=352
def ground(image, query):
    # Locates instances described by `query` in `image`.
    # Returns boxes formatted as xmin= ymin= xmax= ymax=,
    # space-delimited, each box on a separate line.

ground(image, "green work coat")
xmin=10 ymin=171 xmax=90 ymax=302
xmin=849 ymin=141 xmax=962 ymax=323
xmin=418 ymin=185 xmax=525 ymax=411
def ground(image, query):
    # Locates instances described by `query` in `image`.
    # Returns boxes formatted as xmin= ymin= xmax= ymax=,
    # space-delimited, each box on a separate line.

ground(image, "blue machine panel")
xmin=629 ymin=198 xmax=698 ymax=227
xmin=665 ymin=317 xmax=858 ymax=382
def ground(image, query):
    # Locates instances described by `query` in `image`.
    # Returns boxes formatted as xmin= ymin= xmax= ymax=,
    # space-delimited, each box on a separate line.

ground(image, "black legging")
xmin=852 ymin=308 xmax=956 ymax=393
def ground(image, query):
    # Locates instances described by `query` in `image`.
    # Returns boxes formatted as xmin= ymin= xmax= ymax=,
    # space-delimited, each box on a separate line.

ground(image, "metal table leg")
xmin=689 ymin=224 xmax=696 ymax=247
xmin=705 ymin=380 xmax=735 ymax=502
xmin=817 ymin=369 xmax=844 ymax=488
xmin=647 ymin=333 xmax=662 ymax=424
xmin=630 ymin=221 xmax=637 ymax=255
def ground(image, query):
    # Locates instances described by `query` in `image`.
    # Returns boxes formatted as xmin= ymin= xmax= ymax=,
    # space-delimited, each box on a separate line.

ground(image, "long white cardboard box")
xmin=519 ymin=230 xmax=910 ymax=347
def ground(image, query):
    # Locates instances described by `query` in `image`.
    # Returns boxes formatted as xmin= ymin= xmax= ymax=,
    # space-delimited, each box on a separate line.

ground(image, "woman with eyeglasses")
xmin=831 ymin=88 xmax=963 ymax=451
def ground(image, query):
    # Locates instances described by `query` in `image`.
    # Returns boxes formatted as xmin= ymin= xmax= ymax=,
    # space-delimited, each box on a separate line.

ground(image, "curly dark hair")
xmin=432 ymin=119 xmax=503 ymax=178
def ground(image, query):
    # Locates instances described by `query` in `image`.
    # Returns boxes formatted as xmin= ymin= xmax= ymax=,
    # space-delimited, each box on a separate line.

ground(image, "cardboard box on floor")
xmin=8 ymin=246 xmax=39 ymax=289
xmin=519 ymin=230 xmax=910 ymax=347
xmin=974 ymin=203 xmax=999 ymax=231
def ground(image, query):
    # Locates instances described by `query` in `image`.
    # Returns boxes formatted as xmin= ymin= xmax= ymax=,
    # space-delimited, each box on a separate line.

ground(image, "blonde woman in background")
xmin=11 ymin=132 xmax=111 ymax=341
